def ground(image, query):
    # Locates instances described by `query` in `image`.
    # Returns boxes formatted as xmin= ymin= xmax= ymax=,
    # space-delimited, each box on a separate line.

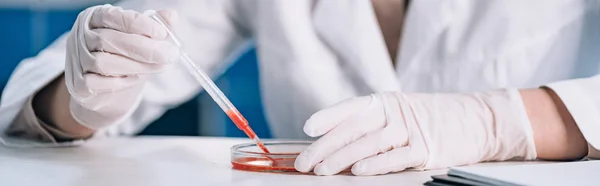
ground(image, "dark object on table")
xmin=425 ymin=174 xmax=510 ymax=186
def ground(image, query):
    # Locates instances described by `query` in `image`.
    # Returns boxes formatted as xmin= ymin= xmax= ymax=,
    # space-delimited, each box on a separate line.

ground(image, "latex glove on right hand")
xmin=65 ymin=5 xmax=179 ymax=130
xmin=294 ymin=89 xmax=538 ymax=176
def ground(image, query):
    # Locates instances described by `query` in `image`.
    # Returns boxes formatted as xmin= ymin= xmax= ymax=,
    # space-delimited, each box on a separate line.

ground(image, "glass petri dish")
xmin=231 ymin=141 xmax=312 ymax=172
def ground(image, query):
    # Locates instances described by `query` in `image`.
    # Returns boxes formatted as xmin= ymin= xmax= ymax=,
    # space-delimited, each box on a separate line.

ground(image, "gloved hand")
xmin=294 ymin=89 xmax=538 ymax=176
xmin=65 ymin=5 xmax=179 ymax=129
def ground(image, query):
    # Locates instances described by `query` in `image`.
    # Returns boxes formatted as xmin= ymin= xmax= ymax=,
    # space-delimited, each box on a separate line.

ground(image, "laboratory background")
xmin=0 ymin=0 xmax=272 ymax=139
xmin=2 ymin=1 xmax=600 ymax=185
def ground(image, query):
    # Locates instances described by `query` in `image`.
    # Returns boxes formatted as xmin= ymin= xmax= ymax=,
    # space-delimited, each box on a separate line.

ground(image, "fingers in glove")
xmin=90 ymin=6 xmax=169 ymax=40
xmin=351 ymin=146 xmax=424 ymax=176
xmin=83 ymin=73 xmax=146 ymax=94
xmin=86 ymin=28 xmax=179 ymax=65
xmin=313 ymin=127 xmax=406 ymax=176
xmin=295 ymin=98 xmax=386 ymax=173
xmin=303 ymin=95 xmax=374 ymax=137
xmin=82 ymin=52 xmax=166 ymax=76
xmin=154 ymin=9 xmax=179 ymax=29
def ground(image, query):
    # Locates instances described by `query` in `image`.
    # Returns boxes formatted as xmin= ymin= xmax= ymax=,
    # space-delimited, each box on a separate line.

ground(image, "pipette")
xmin=147 ymin=10 xmax=271 ymax=154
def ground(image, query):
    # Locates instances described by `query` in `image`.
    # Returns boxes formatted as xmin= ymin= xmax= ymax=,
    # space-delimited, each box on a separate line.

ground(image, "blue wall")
xmin=0 ymin=8 xmax=80 ymax=86
xmin=0 ymin=7 xmax=271 ymax=138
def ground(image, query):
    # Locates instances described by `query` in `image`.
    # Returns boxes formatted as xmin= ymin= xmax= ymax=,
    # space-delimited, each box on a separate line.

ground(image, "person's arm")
xmin=11 ymin=6 xmax=182 ymax=140
xmin=4 ymin=74 xmax=91 ymax=143
xmin=294 ymin=79 xmax=600 ymax=176
xmin=537 ymin=76 xmax=600 ymax=160
xmin=32 ymin=75 xmax=94 ymax=139
xmin=1 ymin=0 xmax=253 ymax=146
xmin=520 ymin=88 xmax=588 ymax=160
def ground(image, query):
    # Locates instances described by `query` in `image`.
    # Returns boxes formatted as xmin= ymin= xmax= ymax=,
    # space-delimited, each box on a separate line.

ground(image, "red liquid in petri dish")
xmin=231 ymin=156 xmax=351 ymax=173
xmin=231 ymin=141 xmax=314 ymax=173
xmin=231 ymin=157 xmax=298 ymax=172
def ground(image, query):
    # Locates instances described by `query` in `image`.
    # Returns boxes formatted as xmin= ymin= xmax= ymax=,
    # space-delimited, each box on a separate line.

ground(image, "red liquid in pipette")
xmin=226 ymin=109 xmax=271 ymax=153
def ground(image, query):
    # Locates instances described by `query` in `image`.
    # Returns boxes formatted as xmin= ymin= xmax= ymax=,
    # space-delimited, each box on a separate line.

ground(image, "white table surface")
xmin=0 ymin=136 xmax=545 ymax=186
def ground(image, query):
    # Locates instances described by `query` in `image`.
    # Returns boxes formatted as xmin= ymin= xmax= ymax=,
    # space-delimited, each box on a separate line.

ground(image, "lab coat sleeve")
xmin=545 ymin=75 xmax=600 ymax=159
xmin=5 ymin=94 xmax=85 ymax=143
xmin=0 ymin=0 xmax=253 ymax=147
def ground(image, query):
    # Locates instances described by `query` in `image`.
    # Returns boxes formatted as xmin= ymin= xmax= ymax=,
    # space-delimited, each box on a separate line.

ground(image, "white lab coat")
xmin=1 ymin=0 xmax=600 ymax=150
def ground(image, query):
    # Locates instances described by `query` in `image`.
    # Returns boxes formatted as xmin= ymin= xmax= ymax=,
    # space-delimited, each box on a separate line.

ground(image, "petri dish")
xmin=231 ymin=141 xmax=312 ymax=172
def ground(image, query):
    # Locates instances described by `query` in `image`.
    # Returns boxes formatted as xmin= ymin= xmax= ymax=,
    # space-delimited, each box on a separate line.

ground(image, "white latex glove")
xmin=295 ymin=89 xmax=537 ymax=176
xmin=65 ymin=5 xmax=179 ymax=129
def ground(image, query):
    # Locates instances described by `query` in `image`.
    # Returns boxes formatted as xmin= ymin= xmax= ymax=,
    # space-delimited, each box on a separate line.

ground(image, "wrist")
xmin=520 ymin=88 xmax=587 ymax=160
xmin=33 ymin=74 xmax=94 ymax=139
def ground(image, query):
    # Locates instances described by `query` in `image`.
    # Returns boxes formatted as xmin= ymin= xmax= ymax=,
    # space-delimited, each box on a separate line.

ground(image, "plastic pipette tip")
xmin=252 ymin=137 xmax=271 ymax=154
xmin=226 ymin=109 xmax=271 ymax=154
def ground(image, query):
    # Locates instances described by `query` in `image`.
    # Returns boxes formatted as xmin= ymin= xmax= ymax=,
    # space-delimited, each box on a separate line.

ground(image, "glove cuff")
xmin=69 ymin=98 xmax=125 ymax=130
xmin=69 ymin=85 xmax=143 ymax=130
xmin=485 ymin=88 xmax=537 ymax=161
